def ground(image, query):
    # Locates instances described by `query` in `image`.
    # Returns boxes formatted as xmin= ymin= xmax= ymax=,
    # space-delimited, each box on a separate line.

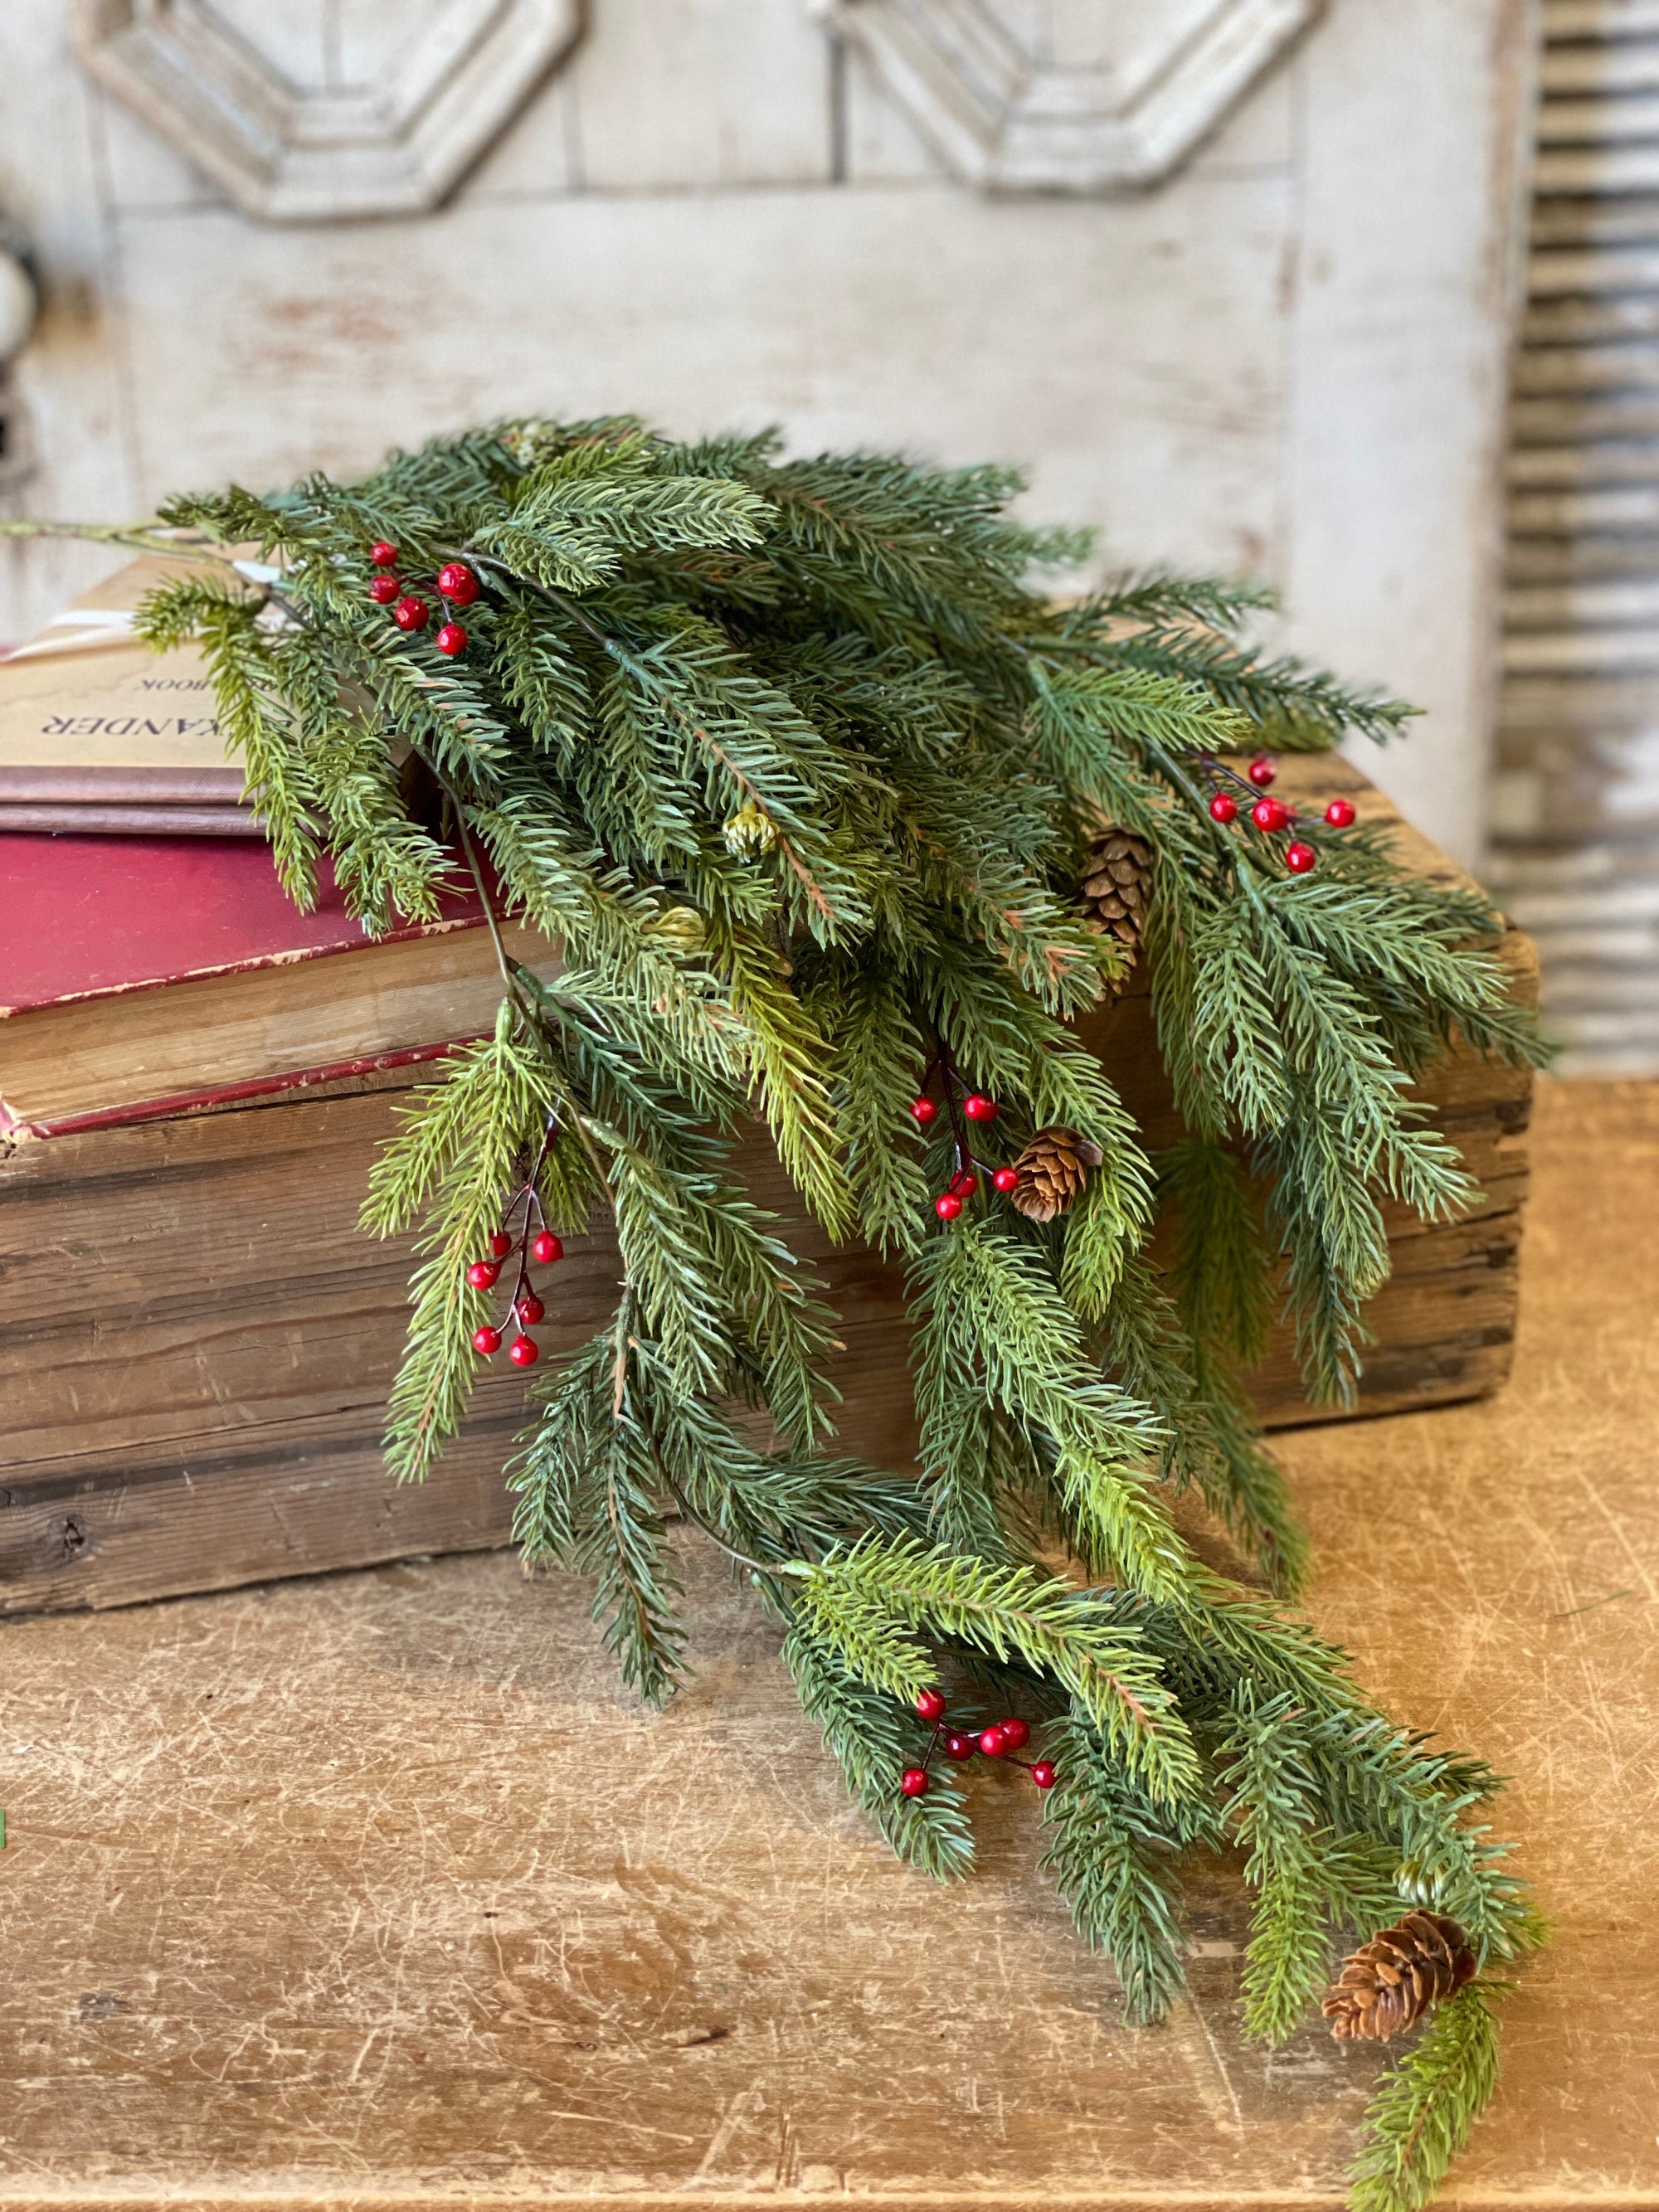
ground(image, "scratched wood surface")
xmin=0 ymin=1077 xmax=1652 ymax=2209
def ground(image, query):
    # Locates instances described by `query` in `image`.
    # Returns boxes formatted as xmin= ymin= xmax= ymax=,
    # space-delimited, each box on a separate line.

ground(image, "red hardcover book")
xmin=0 ymin=835 xmax=553 ymax=1139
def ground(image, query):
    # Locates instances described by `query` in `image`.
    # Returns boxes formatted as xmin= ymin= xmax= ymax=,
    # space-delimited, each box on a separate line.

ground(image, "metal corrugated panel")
xmin=1489 ymin=0 xmax=1659 ymax=1071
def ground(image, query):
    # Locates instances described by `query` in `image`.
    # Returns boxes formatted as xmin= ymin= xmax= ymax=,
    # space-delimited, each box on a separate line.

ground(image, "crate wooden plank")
xmin=0 ymin=1081 xmax=1648 ymax=2209
xmin=0 ymin=1053 xmax=1530 ymax=1613
xmin=0 ymin=757 xmax=1535 ymax=1613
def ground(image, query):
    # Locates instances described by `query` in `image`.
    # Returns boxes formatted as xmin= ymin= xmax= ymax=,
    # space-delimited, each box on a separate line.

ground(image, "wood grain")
xmin=1078 ymin=751 xmax=1539 ymax=1426
xmin=0 ymin=1078 xmax=1648 ymax=2206
xmin=0 ymin=755 xmax=1536 ymax=1613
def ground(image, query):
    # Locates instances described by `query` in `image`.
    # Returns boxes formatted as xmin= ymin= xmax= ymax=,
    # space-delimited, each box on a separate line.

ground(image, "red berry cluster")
xmin=899 ymin=1686 xmax=1056 ymax=1799
xmin=910 ymin=1036 xmax=1019 ymax=1223
xmin=368 ymin=541 xmax=479 ymax=659
xmin=465 ymin=1125 xmax=566 ymax=1369
xmin=1204 ymin=755 xmax=1358 ymax=875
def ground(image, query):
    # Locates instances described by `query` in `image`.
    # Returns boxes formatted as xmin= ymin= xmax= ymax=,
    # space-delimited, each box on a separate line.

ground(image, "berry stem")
xmin=927 ymin=1018 xmax=974 ymax=1188
xmin=442 ymin=775 xmax=539 ymax=1028
xmin=1197 ymin=753 xmax=1262 ymax=800
xmin=661 ymin=1479 xmax=776 ymax=1578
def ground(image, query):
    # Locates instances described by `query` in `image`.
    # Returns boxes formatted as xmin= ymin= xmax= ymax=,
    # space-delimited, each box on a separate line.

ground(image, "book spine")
xmin=0 ymin=766 xmax=248 ymax=803
xmin=0 ymin=805 xmax=265 ymax=837
xmin=0 ymin=1037 xmax=488 ymax=1142
xmin=2 ymin=899 xmax=489 ymax=1018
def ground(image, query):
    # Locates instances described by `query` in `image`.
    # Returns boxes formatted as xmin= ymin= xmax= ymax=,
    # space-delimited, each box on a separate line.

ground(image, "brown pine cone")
xmin=1008 ymin=1125 xmax=1105 ymax=1222
xmin=1078 ymin=828 xmax=1155 ymax=994
xmin=1321 ymin=1913 xmax=1476 ymax=2042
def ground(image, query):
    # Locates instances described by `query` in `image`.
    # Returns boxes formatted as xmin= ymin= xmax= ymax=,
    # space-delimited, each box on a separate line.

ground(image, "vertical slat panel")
xmin=1490 ymin=1 xmax=1659 ymax=1070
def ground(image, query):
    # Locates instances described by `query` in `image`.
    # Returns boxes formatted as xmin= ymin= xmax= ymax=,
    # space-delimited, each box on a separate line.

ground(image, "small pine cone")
xmin=1008 ymin=1125 xmax=1105 ymax=1222
xmin=1078 ymin=828 xmax=1155 ymax=994
xmin=1322 ymin=1913 xmax=1476 ymax=2043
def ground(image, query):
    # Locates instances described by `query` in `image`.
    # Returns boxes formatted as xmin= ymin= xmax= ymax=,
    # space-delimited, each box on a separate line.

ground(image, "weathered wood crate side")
xmin=1075 ymin=936 xmax=1537 ymax=1429
xmin=0 ymin=761 xmax=1535 ymax=1613
xmin=1239 ymin=754 xmax=1537 ymax=1422
xmin=0 ymin=1086 xmax=913 ymax=1615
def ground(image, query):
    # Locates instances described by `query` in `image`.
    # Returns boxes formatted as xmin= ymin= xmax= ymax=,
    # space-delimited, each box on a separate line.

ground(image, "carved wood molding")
xmin=71 ymin=0 xmax=583 ymax=222
xmin=819 ymin=0 xmax=1323 ymax=192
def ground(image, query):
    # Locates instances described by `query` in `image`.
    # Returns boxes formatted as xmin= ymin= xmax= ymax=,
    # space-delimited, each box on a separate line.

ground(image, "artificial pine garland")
xmin=8 ymin=420 xmax=1549 ymax=2212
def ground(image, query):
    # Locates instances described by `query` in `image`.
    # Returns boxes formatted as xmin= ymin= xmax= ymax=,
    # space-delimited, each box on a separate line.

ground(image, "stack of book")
xmin=0 ymin=566 xmax=1540 ymax=1619
xmin=0 ymin=554 xmax=258 ymax=836
xmin=0 ymin=556 xmax=601 ymax=1609
xmin=0 ymin=814 xmax=594 ymax=1613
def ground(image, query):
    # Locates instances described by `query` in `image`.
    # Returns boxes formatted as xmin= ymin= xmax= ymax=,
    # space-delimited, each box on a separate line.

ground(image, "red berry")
xmin=1247 ymin=755 xmax=1277 ymax=787
xmin=943 ymin=1732 xmax=976 ymax=1762
xmin=998 ymin=1716 xmax=1030 ymax=1751
xmin=472 ymin=1325 xmax=502 ymax=1357
xmin=963 ymin=1093 xmax=998 ymax=1123
xmin=517 ymin=1293 xmax=546 ymax=1325
xmin=393 ymin=596 xmax=430 ymax=632
xmin=1209 ymin=792 xmax=1238 ymax=824
xmin=991 ymin=1166 xmax=1019 ymax=1194
xmin=435 ymin=621 xmax=468 ymax=658
xmin=489 ymin=1231 xmax=513 ymax=1259
xmin=531 ymin=1231 xmax=562 ymax=1265
xmin=934 ymin=1193 xmax=963 ymax=1222
xmin=900 ymin=1767 xmax=930 ymax=1798
xmin=951 ymin=1169 xmax=979 ymax=1197
xmin=1325 ymin=796 xmax=1357 ymax=829
xmin=508 ymin=1334 xmax=539 ymax=1368
xmin=1029 ymin=1761 xmax=1058 ymax=1791
xmin=1251 ymin=796 xmax=1289 ymax=834
xmin=466 ymin=1260 xmax=500 ymax=1289
xmin=909 ymin=1096 xmax=937 ymax=1125
xmin=370 ymin=542 xmax=399 ymax=568
xmin=978 ymin=1725 xmax=1009 ymax=1758
xmin=436 ymin=561 xmax=480 ymax=606
xmin=915 ymin=1688 xmax=947 ymax=1722
xmin=1285 ymin=841 xmax=1317 ymax=875
xmin=368 ymin=574 xmax=399 ymax=605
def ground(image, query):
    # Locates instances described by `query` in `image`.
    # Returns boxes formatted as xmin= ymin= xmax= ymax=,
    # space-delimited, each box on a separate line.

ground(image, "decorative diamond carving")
xmin=820 ymin=0 xmax=1322 ymax=192
xmin=72 ymin=0 xmax=583 ymax=222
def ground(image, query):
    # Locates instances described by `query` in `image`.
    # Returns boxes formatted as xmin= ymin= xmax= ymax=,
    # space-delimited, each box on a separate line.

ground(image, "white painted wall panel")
xmin=842 ymin=44 xmax=941 ymax=182
xmin=1282 ymin=0 xmax=1540 ymax=863
xmin=110 ymin=182 xmax=1291 ymax=586
xmin=0 ymin=0 xmax=1540 ymax=871
xmin=572 ymin=0 xmax=834 ymax=190
xmin=0 ymin=12 xmax=142 ymax=627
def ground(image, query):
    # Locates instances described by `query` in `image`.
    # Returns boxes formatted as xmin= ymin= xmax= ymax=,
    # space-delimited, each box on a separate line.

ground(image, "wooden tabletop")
xmin=0 ymin=1080 xmax=1654 ymax=2210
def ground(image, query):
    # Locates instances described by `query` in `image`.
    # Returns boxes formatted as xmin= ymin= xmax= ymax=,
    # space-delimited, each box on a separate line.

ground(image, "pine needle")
xmin=1347 ymin=1981 xmax=1503 ymax=2212
xmin=17 ymin=421 xmax=1548 ymax=2210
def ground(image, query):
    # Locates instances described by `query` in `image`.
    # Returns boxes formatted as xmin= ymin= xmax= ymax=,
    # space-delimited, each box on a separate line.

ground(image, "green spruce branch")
xmin=8 ymin=416 xmax=1550 ymax=2211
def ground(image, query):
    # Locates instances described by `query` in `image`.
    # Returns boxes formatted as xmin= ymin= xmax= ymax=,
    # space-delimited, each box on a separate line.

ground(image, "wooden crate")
xmin=0 ymin=758 xmax=1535 ymax=1613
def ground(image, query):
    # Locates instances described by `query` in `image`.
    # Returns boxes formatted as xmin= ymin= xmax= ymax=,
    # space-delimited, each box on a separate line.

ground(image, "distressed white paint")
xmin=573 ymin=0 xmax=834 ymax=190
xmin=108 ymin=179 xmax=1293 ymax=590
xmin=0 ymin=250 xmax=36 ymax=359
xmin=71 ymin=0 xmax=584 ymax=222
xmin=817 ymin=0 xmax=1321 ymax=192
xmin=0 ymin=0 xmax=1540 ymax=869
